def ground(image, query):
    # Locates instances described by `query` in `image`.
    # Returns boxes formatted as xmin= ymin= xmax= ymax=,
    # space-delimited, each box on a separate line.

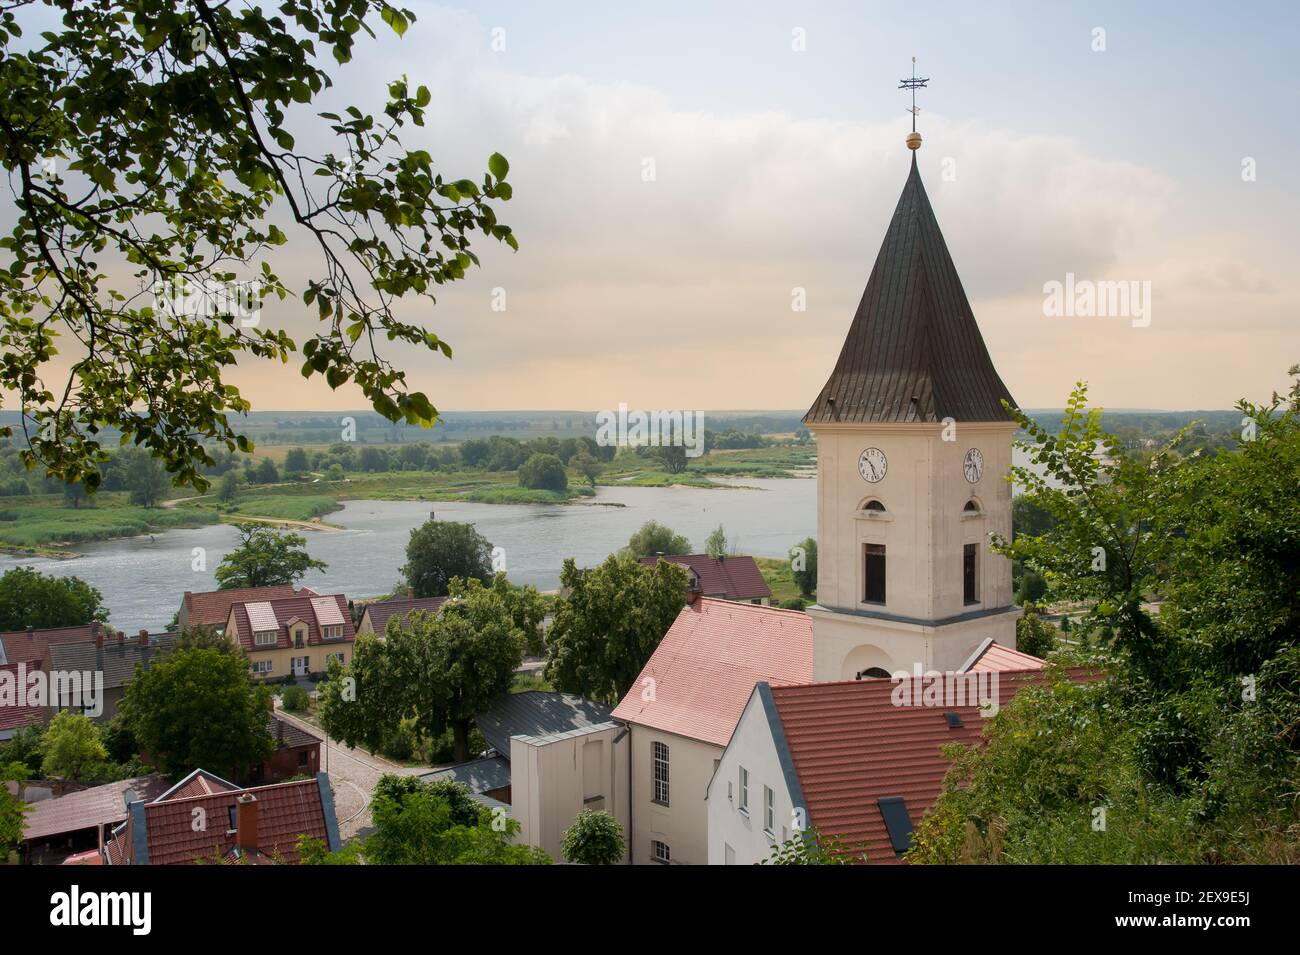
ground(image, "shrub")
xmin=561 ymin=809 xmax=625 ymax=865
xmin=281 ymin=685 xmax=310 ymax=713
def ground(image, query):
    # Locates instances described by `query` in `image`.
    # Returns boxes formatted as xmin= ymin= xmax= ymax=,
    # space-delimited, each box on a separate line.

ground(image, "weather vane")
xmin=898 ymin=56 xmax=929 ymax=133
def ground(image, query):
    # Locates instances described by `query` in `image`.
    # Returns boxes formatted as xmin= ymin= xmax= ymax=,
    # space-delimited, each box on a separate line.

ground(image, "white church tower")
xmin=805 ymin=127 xmax=1021 ymax=681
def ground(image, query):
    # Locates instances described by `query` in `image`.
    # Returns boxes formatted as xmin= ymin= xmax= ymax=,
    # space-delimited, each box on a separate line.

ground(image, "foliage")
xmin=0 ymin=760 xmax=28 ymax=855
xmin=544 ymin=555 xmax=688 ymax=704
xmin=123 ymin=449 xmax=170 ymax=507
xmin=704 ymin=524 xmax=729 ymax=558
xmin=561 ymin=809 xmax=624 ymax=864
xmin=0 ymin=1 xmax=516 ymax=493
xmin=518 ymin=452 xmax=568 ymax=492
xmin=1015 ymin=610 xmax=1058 ymax=658
xmin=0 ymin=565 xmax=105 ymax=630
xmin=790 ymin=536 xmax=817 ymax=597
xmin=401 ymin=518 xmax=493 ymax=597
xmin=216 ymin=471 xmax=240 ymax=505
xmin=121 ymin=647 xmax=273 ymax=779
xmin=620 ymin=520 xmax=690 ymax=559
xmin=914 ymin=369 xmax=1300 ymax=864
xmin=760 ymin=826 xmax=867 ymax=865
xmin=449 ymin=572 xmax=547 ymax=655
xmin=40 ymin=711 xmax=108 ymax=781
xmin=570 ymin=449 xmax=603 ymax=486
xmin=176 ymin=624 xmax=243 ymax=655
xmin=320 ymin=584 xmax=522 ymax=762
xmin=300 ymin=776 xmax=551 ymax=865
xmin=281 ymin=685 xmax=310 ymax=713
xmin=214 ymin=522 xmax=326 ymax=589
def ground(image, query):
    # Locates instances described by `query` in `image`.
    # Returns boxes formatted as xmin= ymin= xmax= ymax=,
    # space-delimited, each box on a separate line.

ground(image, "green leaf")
xmin=488 ymin=152 xmax=509 ymax=180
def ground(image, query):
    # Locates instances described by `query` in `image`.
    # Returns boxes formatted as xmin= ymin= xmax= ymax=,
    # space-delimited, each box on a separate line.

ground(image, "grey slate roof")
xmin=804 ymin=155 xmax=1016 ymax=424
xmin=47 ymin=632 xmax=180 ymax=689
xmin=361 ymin=596 xmax=447 ymax=634
xmin=422 ymin=755 xmax=512 ymax=794
xmin=474 ymin=691 xmax=614 ymax=759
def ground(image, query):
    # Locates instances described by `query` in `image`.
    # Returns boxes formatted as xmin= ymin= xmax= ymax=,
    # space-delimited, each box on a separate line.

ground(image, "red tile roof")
xmin=611 ymin=598 xmax=812 ymax=747
xmin=227 ymin=593 xmax=354 ymax=652
xmin=0 ymin=662 xmax=45 ymax=734
xmin=360 ymin=596 xmax=447 ymax=634
xmin=181 ymin=585 xmax=305 ymax=629
xmin=156 ymin=769 xmax=240 ymax=802
xmin=768 ymin=666 xmax=1098 ymax=864
xmin=20 ymin=775 xmax=169 ymax=842
xmin=960 ymin=637 xmax=1047 ymax=673
xmin=637 ymin=554 xmax=771 ymax=601
xmin=106 ymin=773 xmax=338 ymax=865
xmin=0 ymin=624 xmax=106 ymax=667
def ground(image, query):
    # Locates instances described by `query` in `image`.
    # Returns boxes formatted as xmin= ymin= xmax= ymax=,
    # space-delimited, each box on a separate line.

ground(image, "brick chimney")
xmin=92 ymin=621 xmax=103 ymax=649
xmin=406 ymin=587 xmax=414 ymax=599
xmin=235 ymin=793 xmax=258 ymax=851
xmin=25 ymin=626 xmax=32 ymax=641
xmin=276 ymin=718 xmax=285 ymax=746
xmin=138 ymin=629 xmax=149 ymax=646
xmin=117 ymin=629 xmax=125 ymax=644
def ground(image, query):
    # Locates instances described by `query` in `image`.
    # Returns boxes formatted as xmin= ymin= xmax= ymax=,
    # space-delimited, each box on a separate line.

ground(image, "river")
xmin=0 ymin=477 xmax=817 ymax=630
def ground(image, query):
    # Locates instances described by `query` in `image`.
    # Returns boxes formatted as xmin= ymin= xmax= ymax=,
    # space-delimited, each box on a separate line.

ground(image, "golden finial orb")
xmin=906 ymin=131 xmax=922 ymax=150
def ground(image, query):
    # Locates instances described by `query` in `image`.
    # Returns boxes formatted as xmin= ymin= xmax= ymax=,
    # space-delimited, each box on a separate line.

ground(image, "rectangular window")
xmin=863 ymin=544 xmax=886 ymax=604
xmin=651 ymin=840 xmax=670 ymax=864
xmin=652 ymin=741 xmax=670 ymax=806
xmin=738 ymin=766 xmax=749 ymax=813
xmin=763 ymin=786 xmax=775 ymax=834
xmin=254 ymin=630 xmax=277 ymax=647
xmin=327 ymin=651 xmax=345 ymax=665
xmin=321 ymin=624 xmax=344 ymax=640
xmin=963 ymin=543 xmax=979 ymax=605
xmin=251 ymin=659 xmax=273 ymax=675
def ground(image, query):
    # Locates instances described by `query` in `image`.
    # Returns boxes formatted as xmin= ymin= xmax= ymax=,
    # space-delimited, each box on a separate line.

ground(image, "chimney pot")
xmin=139 ymin=629 xmax=149 ymax=646
xmin=235 ymin=793 xmax=258 ymax=851
xmin=93 ymin=622 xmax=103 ymax=649
xmin=406 ymin=587 xmax=414 ymax=600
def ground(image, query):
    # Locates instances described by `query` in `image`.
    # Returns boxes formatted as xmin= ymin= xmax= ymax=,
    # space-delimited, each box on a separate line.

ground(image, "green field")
xmin=219 ymin=494 xmax=343 ymax=522
xmin=0 ymin=500 xmax=218 ymax=554
xmin=755 ymin=556 xmax=813 ymax=606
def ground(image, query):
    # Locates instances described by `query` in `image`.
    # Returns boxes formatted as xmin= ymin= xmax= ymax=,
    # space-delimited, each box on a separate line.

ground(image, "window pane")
xmin=864 ymin=544 xmax=886 ymax=603
xmin=963 ymin=543 xmax=978 ymax=605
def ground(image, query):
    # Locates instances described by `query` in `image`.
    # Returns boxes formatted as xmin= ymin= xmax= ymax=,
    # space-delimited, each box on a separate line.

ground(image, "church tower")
xmin=805 ymin=127 xmax=1021 ymax=681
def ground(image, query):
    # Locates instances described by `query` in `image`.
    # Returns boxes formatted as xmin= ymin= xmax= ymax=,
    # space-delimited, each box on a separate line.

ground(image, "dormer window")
xmin=321 ymin=624 xmax=344 ymax=641
xmin=253 ymin=630 xmax=277 ymax=647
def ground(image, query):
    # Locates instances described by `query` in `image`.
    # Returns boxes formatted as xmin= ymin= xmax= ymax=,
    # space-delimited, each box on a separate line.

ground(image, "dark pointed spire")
xmin=804 ymin=157 xmax=1016 ymax=424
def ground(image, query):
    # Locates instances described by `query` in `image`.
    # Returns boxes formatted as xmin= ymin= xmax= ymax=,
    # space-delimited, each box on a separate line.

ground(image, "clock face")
xmin=858 ymin=447 xmax=887 ymax=483
xmin=963 ymin=447 xmax=984 ymax=484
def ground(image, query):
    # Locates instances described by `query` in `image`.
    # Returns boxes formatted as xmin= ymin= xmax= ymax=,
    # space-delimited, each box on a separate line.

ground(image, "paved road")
xmin=272 ymin=705 xmax=427 ymax=841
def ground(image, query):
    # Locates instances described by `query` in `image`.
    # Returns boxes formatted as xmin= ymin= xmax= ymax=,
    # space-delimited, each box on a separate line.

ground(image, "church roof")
xmin=804 ymin=155 xmax=1016 ymax=425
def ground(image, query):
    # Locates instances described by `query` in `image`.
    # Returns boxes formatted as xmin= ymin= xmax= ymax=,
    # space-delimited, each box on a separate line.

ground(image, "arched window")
xmin=856 ymin=667 xmax=891 ymax=680
xmin=863 ymin=499 xmax=886 ymax=512
xmin=962 ymin=500 xmax=981 ymax=514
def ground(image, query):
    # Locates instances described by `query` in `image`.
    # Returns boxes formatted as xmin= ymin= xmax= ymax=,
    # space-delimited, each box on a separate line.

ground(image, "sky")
xmin=21 ymin=1 xmax=1300 ymax=414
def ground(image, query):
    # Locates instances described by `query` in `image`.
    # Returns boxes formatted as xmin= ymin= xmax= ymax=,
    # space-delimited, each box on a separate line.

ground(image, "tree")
xmin=216 ymin=470 xmax=240 ymax=505
xmin=62 ymin=480 xmax=90 ymax=509
xmin=214 ymin=523 xmax=326 ymax=589
xmin=0 ymin=566 xmax=106 ymax=631
xmin=40 ymin=711 xmax=107 ymax=781
xmin=253 ymin=458 xmax=280 ymax=484
xmin=401 ymin=519 xmax=493 ymax=598
xmin=449 ymin=572 xmax=547 ymax=656
xmin=621 ymin=520 xmax=690 ymax=559
xmin=0 ymin=2 xmax=517 ymax=494
xmin=0 ymin=761 xmax=28 ymax=858
xmin=518 ymin=452 xmax=567 ymax=492
xmin=124 ymin=448 xmax=169 ymax=507
xmin=704 ymin=524 xmax=729 ymax=558
xmin=913 ymin=370 xmax=1300 ymax=864
xmin=545 ymin=556 xmax=689 ymax=704
xmin=1016 ymin=566 xmax=1047 ymax=605
xmin=121 ymin=647 xmax=272 ymax=780
xmin=561 ymin=809 xmax=624 ymax=864
xmin=655 ymin=444 xmax=688 ymax=474
xmin=283 ymin=447 xmax=309 ymax=476
xmin=571 ymin=449 xmax=603 ymax=487
xmin=1015 ymin=610 xmax=1057 ymax=658
xmin=790 ymin=537 xmax=817 ymax=597
xmin=299 ymin=776 xmax=550 ymax=865
xmin=176 ymin=624 xmax=243 ymax=656
xmin=320 ymin=585 xmax=522 ymax=762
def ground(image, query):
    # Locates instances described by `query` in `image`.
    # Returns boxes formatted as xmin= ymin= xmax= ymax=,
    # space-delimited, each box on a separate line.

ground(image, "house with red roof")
xmin=637 ymin=554 xmax=772 ymax=605
xmin=707 ymin=663 xmax=1072 ymax=865
xmin=177 ymin=584 xmax=314 ymax=634
xmin=103 ymin=768 xmax=341 ymax=865
xmin=0 ymin=622 xmax=114 ymax=738
xmin=609 ymin=597 xmax=812 ymax=864
xmin=224 ymin=592 xmax=354 ymax=682
xmin=355 ymin=593 xmax=447 ymax=636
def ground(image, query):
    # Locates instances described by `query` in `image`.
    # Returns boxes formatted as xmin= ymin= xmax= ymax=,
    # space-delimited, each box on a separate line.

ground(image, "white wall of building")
xmin=707 ymin=687 xmax=797 ymax=865
xmin=628 ymin=724 xmax=722 ymax=865
xmin=510 ymin=722 xmax=630 ymax=864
